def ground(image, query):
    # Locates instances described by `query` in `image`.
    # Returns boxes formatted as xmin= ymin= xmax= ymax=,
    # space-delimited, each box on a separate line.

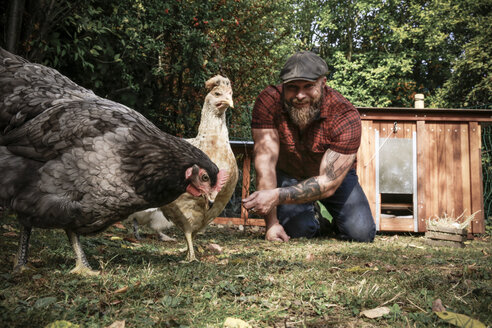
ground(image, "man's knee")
xmin=338 ymin=214 xmax=376 ymax=242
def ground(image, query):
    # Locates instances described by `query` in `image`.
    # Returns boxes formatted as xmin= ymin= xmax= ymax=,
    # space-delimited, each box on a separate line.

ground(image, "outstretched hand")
xmin=242 ymin=189 xmax=279 ymax=216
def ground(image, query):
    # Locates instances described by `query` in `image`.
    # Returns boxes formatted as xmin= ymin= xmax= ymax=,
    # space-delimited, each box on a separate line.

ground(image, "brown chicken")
xmin=161 ymin=75 xmax=239 ymax=261
xmin=0 ymin=48 xmax=227 ymax=274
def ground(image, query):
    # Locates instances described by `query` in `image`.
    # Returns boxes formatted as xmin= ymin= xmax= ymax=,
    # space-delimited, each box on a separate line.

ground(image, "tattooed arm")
xmin=278 ymin=150 xmax=355 ymax=204
xmin=243 ymin=148 xmax=355 ymax=217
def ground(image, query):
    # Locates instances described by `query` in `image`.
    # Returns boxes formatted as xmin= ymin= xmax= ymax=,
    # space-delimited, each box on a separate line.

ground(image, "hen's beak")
xmin=205 ymin=188 xmax=219 ymax=205
xmin=226 ymin=97 xmax=234 ymax=108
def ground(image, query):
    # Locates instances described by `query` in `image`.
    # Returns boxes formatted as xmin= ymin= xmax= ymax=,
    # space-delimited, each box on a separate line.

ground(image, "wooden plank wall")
xmin=358 ymin=118 xmax=485 ymax=233
xmin=356 ymin=120 xmax=377 ymax=220
xmin=419 ymin=122 xmax=484 ymax=232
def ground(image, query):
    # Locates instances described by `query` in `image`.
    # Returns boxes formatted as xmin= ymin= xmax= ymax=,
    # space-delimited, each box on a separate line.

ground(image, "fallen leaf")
xmin=123 ymin=237 xmax=140 ymax=243
xmin=207 ymin=243 xmax=223 ymax=254
xmin=434 ymin=310 xmax=486 ymax=328
xmin=408 ymin=244 xmax=425 ymax=249
xmin=2 ymin=231 xmax=17 ymax=237
xmin=305 ymin=253 xmax=315 ymax=261
xmin=223 ymin=317 xmax=252 ymax=328
xmin=105 ymin=320 xmax=125 ymax=328
xmin=110 ymin=236 xmax=122 ymax=241
xmin=360 ymin=306 xmax=390 ymax=318
xmin=112 ymin=222 xmax=126 ymax=229
xmin=44 ymin=320 xmax=79 ymax=328
xmin=432 ymin=299 xmax=446 ymax=312
xmin=114 ymin=286 xmax=128 ymax=294
xmin=120 ymin=244 xmax=137 ymax=249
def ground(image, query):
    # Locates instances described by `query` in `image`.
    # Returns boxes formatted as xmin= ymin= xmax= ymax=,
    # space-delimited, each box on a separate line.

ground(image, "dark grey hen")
xmin=0 ymin=48 xmax=228 ymax=275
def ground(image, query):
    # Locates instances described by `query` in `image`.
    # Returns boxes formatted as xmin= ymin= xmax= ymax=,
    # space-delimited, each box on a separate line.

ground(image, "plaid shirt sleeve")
xmin=251 ymin=85 xmax=282 ymax=129
xmin=328 ymin=96 xmax=361 ymax=155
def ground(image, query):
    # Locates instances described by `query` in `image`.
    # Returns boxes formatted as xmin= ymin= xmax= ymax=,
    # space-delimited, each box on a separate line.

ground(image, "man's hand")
xmin=265 ymin=223 xmax=290 ymax=242
xmin=242 ymin=189 xmax=279 ymax=216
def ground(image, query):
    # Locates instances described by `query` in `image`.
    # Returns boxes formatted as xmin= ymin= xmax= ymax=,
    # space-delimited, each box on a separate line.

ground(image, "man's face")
xmin=283 ymin=77 xmax=326 ymax=129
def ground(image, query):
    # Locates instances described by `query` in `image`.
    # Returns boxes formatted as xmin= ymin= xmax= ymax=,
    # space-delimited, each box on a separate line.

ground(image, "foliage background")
xmin=2 ymin=0 xmax=490 ymax=138
xmin=0 ymin=0 xmax=491 ymax=221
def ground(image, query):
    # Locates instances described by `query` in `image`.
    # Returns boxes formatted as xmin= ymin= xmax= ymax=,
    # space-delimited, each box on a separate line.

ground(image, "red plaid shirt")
xmin=252 ymin=84 xmax=361 ymax=179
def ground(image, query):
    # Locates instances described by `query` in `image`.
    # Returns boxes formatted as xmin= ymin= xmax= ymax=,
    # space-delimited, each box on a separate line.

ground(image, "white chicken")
xmin=127 ymin=208 xmax=175 ymax=241
xmin=161 ymin=75 xmax=239 ymax=261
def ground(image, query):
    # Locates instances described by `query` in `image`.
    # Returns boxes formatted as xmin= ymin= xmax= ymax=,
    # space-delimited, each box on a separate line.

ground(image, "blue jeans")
xmin=276 ymin=169 xmax=376 ymax=242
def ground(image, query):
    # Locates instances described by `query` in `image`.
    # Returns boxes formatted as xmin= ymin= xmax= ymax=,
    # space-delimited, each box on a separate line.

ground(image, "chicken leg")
xmin=183 ymin=231 xmax=197 ymax=262
xmin=66 ymin=230 xmax=99 ymax=276
xmin=13 ymin=225 xmax=33 ymax=273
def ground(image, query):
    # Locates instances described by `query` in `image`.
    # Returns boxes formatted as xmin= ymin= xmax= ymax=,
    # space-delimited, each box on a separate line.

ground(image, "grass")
xmin=0 ymin=212 xmax=491 ymax=328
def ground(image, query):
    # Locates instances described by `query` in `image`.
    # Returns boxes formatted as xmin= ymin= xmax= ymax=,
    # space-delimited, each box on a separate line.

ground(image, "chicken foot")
xmin=183 ymin=231 xmax=198 ymax=262
xmin=13 ymin=225 xmax=34 ymax=273
xmin=66 ymin=230 xmax=99 ymax=276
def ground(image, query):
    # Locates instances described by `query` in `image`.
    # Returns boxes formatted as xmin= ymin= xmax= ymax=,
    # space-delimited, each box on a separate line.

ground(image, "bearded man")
xmin=242 ymin=51 xmax=376 ymax=242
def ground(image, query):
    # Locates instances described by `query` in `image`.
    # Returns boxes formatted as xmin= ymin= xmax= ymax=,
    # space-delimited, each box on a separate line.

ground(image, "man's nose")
xmin=296 ymin=90 xmax=307 ymax=100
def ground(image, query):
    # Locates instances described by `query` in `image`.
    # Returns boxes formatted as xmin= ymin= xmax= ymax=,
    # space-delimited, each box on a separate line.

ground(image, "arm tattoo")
xmin=278 ymin=151 xmax=354 ymax=203
xmin=278 ymin=177 xmax=321 ymax=202
xmin=323 ymin=151 xmax=353 ymax=180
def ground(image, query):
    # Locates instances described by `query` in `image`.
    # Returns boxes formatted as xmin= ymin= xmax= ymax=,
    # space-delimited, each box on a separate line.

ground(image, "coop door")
xmin=375 ymin=131 xmax=418 ymax=232
xmin=379 ymin=138 xmax=413 ymax=194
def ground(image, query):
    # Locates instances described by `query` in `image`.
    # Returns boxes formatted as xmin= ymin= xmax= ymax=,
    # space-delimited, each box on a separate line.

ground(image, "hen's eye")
xmin=214 ymin=92 xmax=221 ymax=96
xmin=201 ymin=174 xmax=210 ymax=182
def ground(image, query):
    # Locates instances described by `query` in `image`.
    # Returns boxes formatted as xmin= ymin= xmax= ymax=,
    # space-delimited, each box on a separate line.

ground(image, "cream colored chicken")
xmin=161 ymin=75 xmax=238 ymax=261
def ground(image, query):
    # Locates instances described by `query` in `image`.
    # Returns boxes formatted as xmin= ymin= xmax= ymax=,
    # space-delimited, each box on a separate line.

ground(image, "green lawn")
xmin=0 ymin=212 xmax=490 ymax=327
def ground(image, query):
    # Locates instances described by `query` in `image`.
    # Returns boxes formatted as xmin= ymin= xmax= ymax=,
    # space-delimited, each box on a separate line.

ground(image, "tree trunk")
xmin=6 ymin=0 xmax=26 ymax=53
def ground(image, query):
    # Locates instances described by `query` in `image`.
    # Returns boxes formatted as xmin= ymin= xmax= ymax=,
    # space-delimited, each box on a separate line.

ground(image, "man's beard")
xmin=284 ymin=88 xmax=323 ymax=130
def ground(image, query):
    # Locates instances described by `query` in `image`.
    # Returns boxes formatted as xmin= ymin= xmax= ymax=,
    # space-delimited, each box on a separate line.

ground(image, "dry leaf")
xmin=408 ymin=244 xmax=425 ymax=249
xmin=113 ymin=286 xmax=128 ymax=294
xmin=110 ymin=236 xmax=122 ymax=241
xmin=360 ymin=306 xmax=390 ymax=318
xmin=207 ymin=243 xmax=223 ymax=254
xmin=432 ymin=299 xmax=446 ymax=312
xmin=2 ymin=231 xmax=17 ymax=237
xmin=44 ymin=320 xmax=79 ymax=328
xmin=123 ymin=237 xmax=140 ymax=243
xmin=112 ymin=222 xmax=126 ymax=229
xmin=305 ymin=253 xmax=315 ymax=261
xmin=223 ymin=317 xmax=252 ymax=328
xmin=434 ymin=310 xmax=486 ymax=328
xmin=105 ymin=320 xmax=125 ymax=328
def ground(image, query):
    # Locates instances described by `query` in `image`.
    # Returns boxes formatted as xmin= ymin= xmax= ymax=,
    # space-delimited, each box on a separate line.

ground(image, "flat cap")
xmin=280 ymin=51 xmax=328 ymax=83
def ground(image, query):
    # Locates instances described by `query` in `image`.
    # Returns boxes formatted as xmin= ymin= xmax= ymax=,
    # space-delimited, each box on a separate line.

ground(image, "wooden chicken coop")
xmin=214 ymin=107 xmax=492 ymax=234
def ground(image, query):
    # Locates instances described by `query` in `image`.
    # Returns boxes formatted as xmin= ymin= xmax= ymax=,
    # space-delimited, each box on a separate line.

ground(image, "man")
xmin=242 ymin=51 xmax=375 ymax=242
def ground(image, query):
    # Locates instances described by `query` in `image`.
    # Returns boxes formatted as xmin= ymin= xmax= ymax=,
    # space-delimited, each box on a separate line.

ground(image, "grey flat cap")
xmin=280 ymin=51 xmax=328 ymax=83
